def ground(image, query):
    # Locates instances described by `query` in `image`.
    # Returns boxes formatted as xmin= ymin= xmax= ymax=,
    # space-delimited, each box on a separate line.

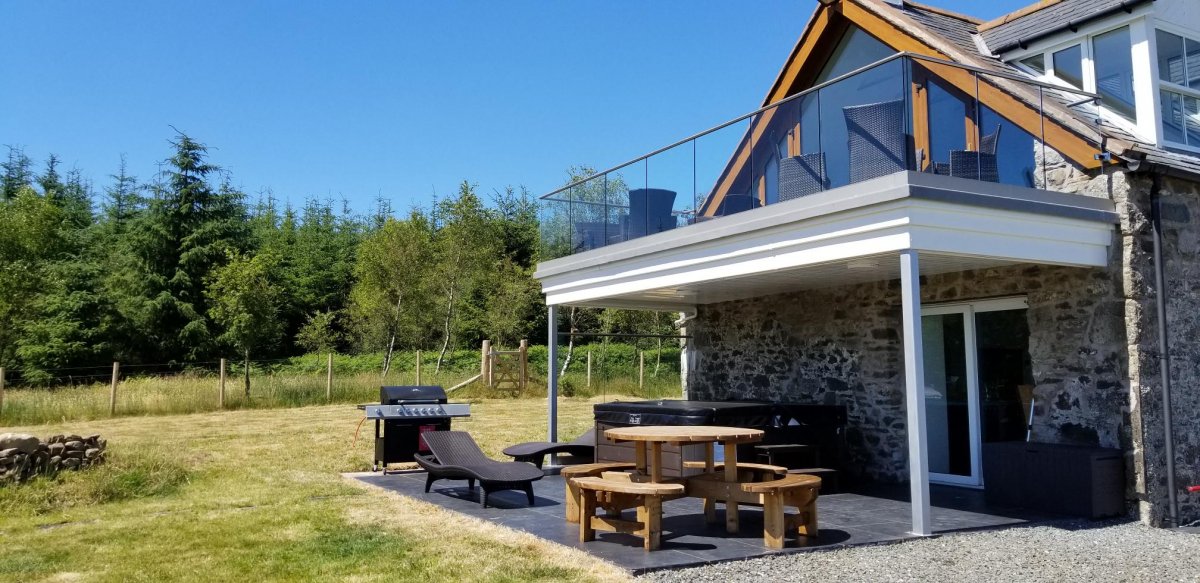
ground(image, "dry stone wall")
xmin=0 ymin=432 xmax=107 ymax=483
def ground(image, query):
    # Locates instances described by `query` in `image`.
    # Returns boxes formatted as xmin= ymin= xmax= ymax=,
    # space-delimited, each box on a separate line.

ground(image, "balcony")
xmin=539 ymin=53 xmax=1109 ymax=260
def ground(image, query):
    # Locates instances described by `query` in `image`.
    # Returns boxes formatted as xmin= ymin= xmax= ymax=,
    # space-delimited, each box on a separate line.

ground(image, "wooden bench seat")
xmin=741 ymin=474 xmax=821 ymax=548
xmin=575 ymin=477 xmax=685 ymax=550
xmin=561 ymin=462 xmax=635 ymax=523
xmin=682 ymin=461 xmax=787 ymax=480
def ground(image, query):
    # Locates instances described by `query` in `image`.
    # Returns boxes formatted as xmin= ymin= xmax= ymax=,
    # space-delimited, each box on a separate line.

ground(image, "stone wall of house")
xmin=688 ymin=260 xmax=1132 ymax=483
xmin=1150 ymin=175 xmax=1200 ymax=527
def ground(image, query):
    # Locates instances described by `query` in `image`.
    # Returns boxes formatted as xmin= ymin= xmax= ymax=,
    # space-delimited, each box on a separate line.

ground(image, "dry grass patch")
xmin=0 ymin=397 xmax=634 ymax=582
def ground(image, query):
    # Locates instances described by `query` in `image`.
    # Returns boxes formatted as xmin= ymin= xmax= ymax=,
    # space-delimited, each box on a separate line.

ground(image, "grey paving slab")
xmin=351 ymin=472 xmax=1059 ymax=574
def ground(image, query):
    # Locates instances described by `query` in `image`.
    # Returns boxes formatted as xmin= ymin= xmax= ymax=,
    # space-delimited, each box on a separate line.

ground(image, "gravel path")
xmin=638 ymin=521 xmax=1200 ymax=583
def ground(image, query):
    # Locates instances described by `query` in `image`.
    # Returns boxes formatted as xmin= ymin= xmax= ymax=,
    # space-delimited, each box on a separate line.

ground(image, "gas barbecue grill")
xmin=360 ymin=386 xmax=470 ymax=472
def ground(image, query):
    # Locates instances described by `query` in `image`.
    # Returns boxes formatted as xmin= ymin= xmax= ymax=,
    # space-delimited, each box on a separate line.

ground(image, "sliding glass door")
xmin=922 ymin=298 xmax=1031 ymax=487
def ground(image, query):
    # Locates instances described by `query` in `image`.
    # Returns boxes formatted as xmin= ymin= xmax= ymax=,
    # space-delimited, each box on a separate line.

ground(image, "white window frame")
xmin=921 ymin=296 xmax=1029 ymax=489
xmin=1151 ymin=22 xmax=1200 ymax=154
xmin=1003 ymin=9 xmax=1157 ymax=142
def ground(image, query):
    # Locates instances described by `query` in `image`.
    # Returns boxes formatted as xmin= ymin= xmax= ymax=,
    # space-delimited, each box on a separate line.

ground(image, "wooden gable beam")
xmin=842 ymin=1 xmax=1101 ymax=170
xmin=699 ymin=0 xmax=1101 ymax=217
xmin=700 ymin=5 xmax=845 ymax=216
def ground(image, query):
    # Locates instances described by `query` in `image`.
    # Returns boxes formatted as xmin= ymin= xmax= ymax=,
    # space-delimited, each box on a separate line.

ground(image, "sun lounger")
xmin=414 ymin=431 xmax=544 ymax=508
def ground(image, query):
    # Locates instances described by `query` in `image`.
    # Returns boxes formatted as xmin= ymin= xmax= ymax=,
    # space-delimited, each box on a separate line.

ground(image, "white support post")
xmin=900 ymin=249 xmax=932 ymax=537
xmin=547 ymin=305 xmax=559 ymax=446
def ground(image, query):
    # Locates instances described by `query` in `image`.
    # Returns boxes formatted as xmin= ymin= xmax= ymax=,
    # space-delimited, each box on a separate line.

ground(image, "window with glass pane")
xmin=927 ymin=81 xmax=966 ymax=168
xmin=1187 ymin=95 xmax=1200 ymax=146
xmin=1188 ymin=38 xmax=1200 ymax=90
xmin=1156 ymin=29 xmax=1200 ymax=147
xmin=980 ymin=105 xmax=1037 ymax=187
xmin=1020 ymin=54 xmax=1045 ymax=74
xmin=1158 ymin=30 xmax=1186 ymax=85
xmin=1161 ymin=89 xmax=1186 ymax=144
xmin=1053 ymin=44 xmax=1084 ymax=89
xmin=1093 ymin=27 xmax=1136 ymax=121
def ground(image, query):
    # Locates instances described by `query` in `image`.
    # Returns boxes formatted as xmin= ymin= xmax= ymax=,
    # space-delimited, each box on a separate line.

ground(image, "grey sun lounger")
xmin=414 ymin=430 xmax=544 ymax=508
xmin=502 ymin=429 xmax=596 ymax=468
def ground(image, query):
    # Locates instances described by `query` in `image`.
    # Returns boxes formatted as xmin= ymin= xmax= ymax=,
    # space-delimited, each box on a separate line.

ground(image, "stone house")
xmin=535 ymin=0 xmax=1200 ymax=532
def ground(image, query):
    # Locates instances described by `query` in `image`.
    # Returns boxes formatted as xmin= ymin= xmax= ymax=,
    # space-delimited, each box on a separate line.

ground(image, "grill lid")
xmin=381 ymin=385 xmax=447 ymax=404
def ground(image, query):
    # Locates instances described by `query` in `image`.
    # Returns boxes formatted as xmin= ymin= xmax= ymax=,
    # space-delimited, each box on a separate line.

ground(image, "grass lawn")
xmin=0 ymin=397 xmax=632 ymax=582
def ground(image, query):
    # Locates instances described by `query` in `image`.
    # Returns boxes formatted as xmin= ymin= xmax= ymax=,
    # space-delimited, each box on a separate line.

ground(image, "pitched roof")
xmin=844 ymin=0 xmax=1200 ymax=180
xmin=977 ymin=0 xmax=1154 ymax=54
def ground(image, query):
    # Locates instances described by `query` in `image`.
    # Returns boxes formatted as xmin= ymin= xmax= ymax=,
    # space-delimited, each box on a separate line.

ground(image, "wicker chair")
xmin=948 ymin=125 xmax=1002 ymax=182
xmin=414 ymin=431 xmax=544 ymax=508
xmin=778 ymin=152 xmax=827 ymax=201
xmin=625 ymin=188 xmax=677 ymax=239
xmin=843 ymin=99 xmax=907 ymax=184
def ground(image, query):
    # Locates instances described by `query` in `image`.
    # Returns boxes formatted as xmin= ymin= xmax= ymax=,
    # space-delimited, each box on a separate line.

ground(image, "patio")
xmin=351 ymin=471 xmax=1061 ymax=574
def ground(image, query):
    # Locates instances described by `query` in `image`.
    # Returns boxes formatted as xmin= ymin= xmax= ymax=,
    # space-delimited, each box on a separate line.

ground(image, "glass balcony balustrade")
xmin=540 ymin=53 xmax=1104 ymax=258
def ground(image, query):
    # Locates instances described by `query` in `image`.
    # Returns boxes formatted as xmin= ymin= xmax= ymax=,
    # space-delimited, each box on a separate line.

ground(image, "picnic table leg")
xmin=763 ymin=494 xmax=786 ymax=549
xmin=580 ymin=491 xmax=597 ymax=542
xmin=638 ymin=496 xmax=663 ymax=550
xmin=703 ymin=442 xmax=717 ymax=523
xmin=724 ymin=441 xmax=740 ymax=533
xmin=650 ymin=442 xmax=663 ymax=484
xmin=565 ymin=479 xmax=580 ymax=523
xmin=634 ymin=442 xmax=647 ymax=475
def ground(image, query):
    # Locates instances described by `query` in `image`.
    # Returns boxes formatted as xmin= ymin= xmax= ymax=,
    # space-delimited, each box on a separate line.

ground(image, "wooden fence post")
xmin=481 ymin=340 xmax=492 ymax=387
xmin=0 ymin=367 xmax=5 ymax=416
xmin=326 ymin=353 xmax=334 ymax=401
xmin=519 ymin=339 xmax=528 ymax=392
xmin=416 ymin=350 xmax=422 ymax=385
xmin=109 ymin=362 xmax=120 ymax=416
xmin=638 ymin=351 xmax=645 ymax=390
xmin=219 ymin=358 xmax=227 ymax=408
xmin=586 ymin=351 xmax=592 ymax=388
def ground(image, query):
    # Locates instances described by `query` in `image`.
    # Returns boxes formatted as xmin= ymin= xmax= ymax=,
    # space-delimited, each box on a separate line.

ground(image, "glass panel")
xmin=1162 ymin=89 xmax=1186 ymax=144
xmin=1157 ymin=29 xmax=1186 ymax=85
xmin=1188 ymin=38 xmax=1200 ymax=90
xmin=923 ymin=313 xmax=972 ymax=478
xmin=1053 ymin=44 xmax=1084 ymax=89
xmin=1187 ymin=94 xmax=1200 ymax=147
xmin=819 ymin=58 xmax=907 ymax=188
xmin=814 ymin=26 xmax=894 ymax=83
xmin=1093 ymin=27 xmax=1137 ymax=121
xmin=927 ymin=81 xmax=967 ymax=171
xmin=695 ymin=118 xmax=754 ymax=219
xmin=1020 ymin=54 xmax=1045 ymax=74
xmin=979 ymin=104 xmax=1037 ymax=187
xmin=798 ymin=92 xmax=821 ymax=155
xmin=643 ymin=140 xmax=692 ymax=239
xmin=976 ymin=309 xmax=1034 ymax=444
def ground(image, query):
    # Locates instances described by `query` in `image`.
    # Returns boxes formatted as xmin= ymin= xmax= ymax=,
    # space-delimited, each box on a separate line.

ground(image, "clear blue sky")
xmin=1 ymin=0 xmax=1032 ymax=214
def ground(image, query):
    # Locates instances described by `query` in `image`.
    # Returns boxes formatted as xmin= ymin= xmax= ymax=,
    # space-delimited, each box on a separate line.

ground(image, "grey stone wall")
xmin=1149 ymin=175 xmax=1200 ymax=526
xmin=689 ymin=261 xmax=1131 ymax=483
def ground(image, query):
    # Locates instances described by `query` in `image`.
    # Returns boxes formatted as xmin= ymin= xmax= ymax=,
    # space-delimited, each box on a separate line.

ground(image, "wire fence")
xmin=0 ymin=343 xmax=684 ymax=426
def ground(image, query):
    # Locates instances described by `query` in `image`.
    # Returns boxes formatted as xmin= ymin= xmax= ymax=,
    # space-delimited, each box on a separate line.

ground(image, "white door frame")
xmin=921 ymin=296 xmax=1028 ymax=488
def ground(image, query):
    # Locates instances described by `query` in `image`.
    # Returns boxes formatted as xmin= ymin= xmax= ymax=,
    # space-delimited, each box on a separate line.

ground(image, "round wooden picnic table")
xmin=604 ymin=425 xmax=764 ymax=533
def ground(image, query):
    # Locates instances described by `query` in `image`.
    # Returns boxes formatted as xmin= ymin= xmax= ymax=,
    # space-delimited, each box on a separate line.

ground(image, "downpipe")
xmin=1149 ymin=172 xmax=1179 ymax=527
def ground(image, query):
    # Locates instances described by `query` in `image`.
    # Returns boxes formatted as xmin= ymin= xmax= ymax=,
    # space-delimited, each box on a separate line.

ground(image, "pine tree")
xmin=1 ymin=146 xmax=33 ymax=201
xmin=118 ymin=132 xmax=250 ymax=362
xmin=102 ymin=155 xmax=142 ymax=229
